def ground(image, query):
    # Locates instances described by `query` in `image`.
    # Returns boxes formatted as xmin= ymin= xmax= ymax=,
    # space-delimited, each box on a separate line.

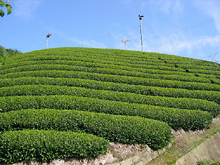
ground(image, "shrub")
xmin=0 ymin=109 xmax=172 ymax=148
xmin=189 ymin=69 xmax=220 ymax=76
xmin=0 ymin=70 xmax=220 ymax=91
xmin=0 ymin=95 xmax=213 ymax=130
xmin=0 ymin=77 xmax=219 ymax=103
xmin=0 ymin=63 xmax=211 ymax=84
xmin=0 ymin=85 xmax=219 ymax=116
xmin=0 ymin=129 xmax=109 ymax=164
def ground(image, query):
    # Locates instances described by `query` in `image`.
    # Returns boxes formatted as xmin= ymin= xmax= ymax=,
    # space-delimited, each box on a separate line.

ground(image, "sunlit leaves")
xmin=0 ymin=0 xmax=12 ymax=17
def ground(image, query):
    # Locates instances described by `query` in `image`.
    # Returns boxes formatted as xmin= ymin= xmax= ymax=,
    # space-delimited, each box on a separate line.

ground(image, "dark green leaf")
xmin=0 ymin=9 xmax=4 ymax=17
xmin=0 ymin=1 xmax=5 ymax=7
xmin=5 ymin=4 xmax=12 ymax=15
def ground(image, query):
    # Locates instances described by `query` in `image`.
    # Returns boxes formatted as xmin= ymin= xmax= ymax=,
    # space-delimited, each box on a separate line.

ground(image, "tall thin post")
xmin=46 ymin=37 xmax=48 ymax=49
xmin=139 ymin=15 xmax=144 ymax=53
xmin=46 ymin=33 xmax=52 ymax=49
xmin=121 ymin=37 xmax=129 ymax=50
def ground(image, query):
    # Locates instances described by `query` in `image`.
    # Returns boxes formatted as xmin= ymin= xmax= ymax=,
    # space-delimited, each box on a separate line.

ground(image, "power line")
xmin=90 ymin=26 xmax=139 ymax=40
xmin=145 ymin=13 xmax=220 ymax=40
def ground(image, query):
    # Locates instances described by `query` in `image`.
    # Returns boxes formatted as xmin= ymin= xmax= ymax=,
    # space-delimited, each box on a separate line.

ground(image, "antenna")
xmin=46 ymin=33 xmax=52 ymax=49
xmin=121 ymin=37 xmax=129 ymax=50
xmin=209 ymin=53 xmax=218 ymax=62
xmin=139 ymin=15 xmax=144 ymax=53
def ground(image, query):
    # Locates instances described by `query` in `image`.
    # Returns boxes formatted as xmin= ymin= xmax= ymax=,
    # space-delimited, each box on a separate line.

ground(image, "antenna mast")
xmin=209 ymin=53 xmax=218 ymax=62
xmin=121 ymin=37 xmax=129 ymax=50
xmin=46 ymin=33 xmax=52 ymax=49
xmin=139 ymin=15 xmax=144 ymax=53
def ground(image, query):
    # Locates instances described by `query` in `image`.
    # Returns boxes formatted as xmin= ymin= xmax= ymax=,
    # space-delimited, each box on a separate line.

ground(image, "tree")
xmin=0 ymin=0 xmax=12 ymax=17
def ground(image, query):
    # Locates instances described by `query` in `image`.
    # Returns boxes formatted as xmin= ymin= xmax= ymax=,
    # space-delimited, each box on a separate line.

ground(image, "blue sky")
xmin=0 ymin=0 xmax=220 ymax=62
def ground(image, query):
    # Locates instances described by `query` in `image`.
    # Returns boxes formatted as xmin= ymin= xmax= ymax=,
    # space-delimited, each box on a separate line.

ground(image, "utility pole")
xmin=139 ymin=15 xmax=144 ymax=53
xmin=46 ymin=33 xmax=52 ymax=49
xmin=121 ymin=37 xmax=129 ymax=50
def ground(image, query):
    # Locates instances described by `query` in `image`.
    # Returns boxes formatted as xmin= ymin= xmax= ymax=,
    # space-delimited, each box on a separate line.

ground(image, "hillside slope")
xmin=0 ymin=47 xmax=220 ymax=164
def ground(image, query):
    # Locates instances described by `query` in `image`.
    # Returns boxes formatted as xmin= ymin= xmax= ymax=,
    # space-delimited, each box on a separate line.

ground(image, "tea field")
xmin=0 ymin=47 xmax=220 ymax=164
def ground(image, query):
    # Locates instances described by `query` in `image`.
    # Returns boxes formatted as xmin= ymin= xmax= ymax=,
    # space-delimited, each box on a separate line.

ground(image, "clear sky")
xmin=0 ymin=0 xmax=220 ymax=62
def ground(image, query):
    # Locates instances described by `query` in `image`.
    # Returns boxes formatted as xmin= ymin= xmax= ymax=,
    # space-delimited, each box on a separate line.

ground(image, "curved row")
xmin=7 ymin=50 xmax=173 ymax=67
xmin=0 ymin=109 xmax=172 ymax=148
xmin=0 ymin=70 xmax=219 ymax=91
xmin=0 ymin=95 xmax=213 ymax=130
xmin=1 ymin=64 xmax=209 ymax=83
xmin=0 ymin=77 xmax=220 ymax=103
xmin=1 ymin=59 xmax=190 ymax=75
xmin=9 ymin=48 xmax=214 ymax=67
xmin=0 ymin=85 xmax=219 ymax=115
xmin=0 ymin=129 xmax=109 ymax=164
xmin=7 ymin=53 xmax=172 ymax=67
xmin=187 ymin=68 xmax=220 ymax=76
xmin=5 ymin=54 xmax=181 ymax=71
xmin=177 ymin=64 xmax=220 ymax=71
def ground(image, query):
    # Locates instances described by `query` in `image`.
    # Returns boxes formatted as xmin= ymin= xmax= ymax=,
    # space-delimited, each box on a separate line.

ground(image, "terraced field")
xmin=0 ymin=47 xmax=220 ymax=164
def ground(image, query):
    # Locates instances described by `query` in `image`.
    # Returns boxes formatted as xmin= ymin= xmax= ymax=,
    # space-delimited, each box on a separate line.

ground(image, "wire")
xmin=90 ymin=26 xmax=139 ymax=40
xmin=145 ymin=13 xmax=220 ymax=40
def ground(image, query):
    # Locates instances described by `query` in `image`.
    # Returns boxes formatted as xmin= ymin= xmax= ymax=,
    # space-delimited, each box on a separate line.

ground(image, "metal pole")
xmin=125 ymin=37 xmax=127 ymax=50
xmin=139 ymin=15 xmax=144 ymax=53
xmin=46 ymin=37 xmax=48 ymax=49
xmin=121 ymin=37 xmax=129 ymax=50
xmin=46 ymin=33 xmax=52 ymax=49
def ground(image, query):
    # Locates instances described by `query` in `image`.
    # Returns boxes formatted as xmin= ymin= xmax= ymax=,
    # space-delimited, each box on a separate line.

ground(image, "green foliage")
xmin=0 ymin=63 xmax=212 ymax=83
xmin=0 ymin=46 xmax=21 ymax=57
xmin=0 ymin=70 xmax=220 ymax=91
xmin=197 ymin=160 xmax=220 ymax=165
xmin=0 ymin=46 xmax=21 ymax=65
xmin=0 ymin=77 xmax=220 ymax=103
xmin=0 ymin=85 xmax=219 ymax=116
xmin=0 ymin=109 xmax=172 ymax=149
xmin=0 ymin=129 xmax=109 ymax=164
xmin=0 ymin=0 xmax=12 ymax=17
xmin=189 ymin=69 xmax=220 ymax=76
xmin=0 ymin=95 xmax=213 ymax=130
xmin=0 ymin=47 xmax=219 ymax=163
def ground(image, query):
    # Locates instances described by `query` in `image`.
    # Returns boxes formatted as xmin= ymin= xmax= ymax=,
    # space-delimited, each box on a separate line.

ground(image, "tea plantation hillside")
xmin=0 ymin=47 xmax=220 ymax=164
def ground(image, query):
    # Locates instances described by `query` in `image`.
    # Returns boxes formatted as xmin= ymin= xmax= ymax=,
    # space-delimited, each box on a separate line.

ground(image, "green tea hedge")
xmin=1 ymin=59 xmax=187 ymax=76
xmin=4 ymin=58 xmax=184 ymax=73
xmin=6 ymin=53 xmax=176 ymax=68
xmin=0 ymin=77 xmax=219 ymax=103
xmin=0 ymin=109 xmax=172 ymax=148
xmin=0 ymin=64 xmax=211 ymax=83
xmin=0 ymin=85 xmax=219 ymax=115
xmin=188 ymin=69 xmax=220 ymax=76
xmin=0 ymin=129 xmax=109 ymax=164
xmin=0 ymin=95 xmax=213 ymax=130
xmin=0 ymin=70 xmax=219 ymax=91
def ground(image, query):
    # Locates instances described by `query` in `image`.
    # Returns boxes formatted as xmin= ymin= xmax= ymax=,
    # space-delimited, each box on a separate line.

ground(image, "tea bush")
xmin=0 ymin=70 xmax=220 ymax=91
xmin=0 ymin=77 xmax=219 ymax=103
xmin=0 ymin=109 xmax=172 ymax=148
xmin=0 ymin=129 xmax=109 ymax=164
xmin=0 ymin=85 xmax=219 ymax=115
xmin=0 ymin=95 xmax=213 ymax=130
xmin=0 ymin=64 xmax=211 ymax=83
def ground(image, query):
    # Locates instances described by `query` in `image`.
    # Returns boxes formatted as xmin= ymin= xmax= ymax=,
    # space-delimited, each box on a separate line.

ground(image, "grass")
xmin=197 ymin=160 xmax=220 ymax=165
xmin=147 ymin=115 xmax=220 ymax=165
